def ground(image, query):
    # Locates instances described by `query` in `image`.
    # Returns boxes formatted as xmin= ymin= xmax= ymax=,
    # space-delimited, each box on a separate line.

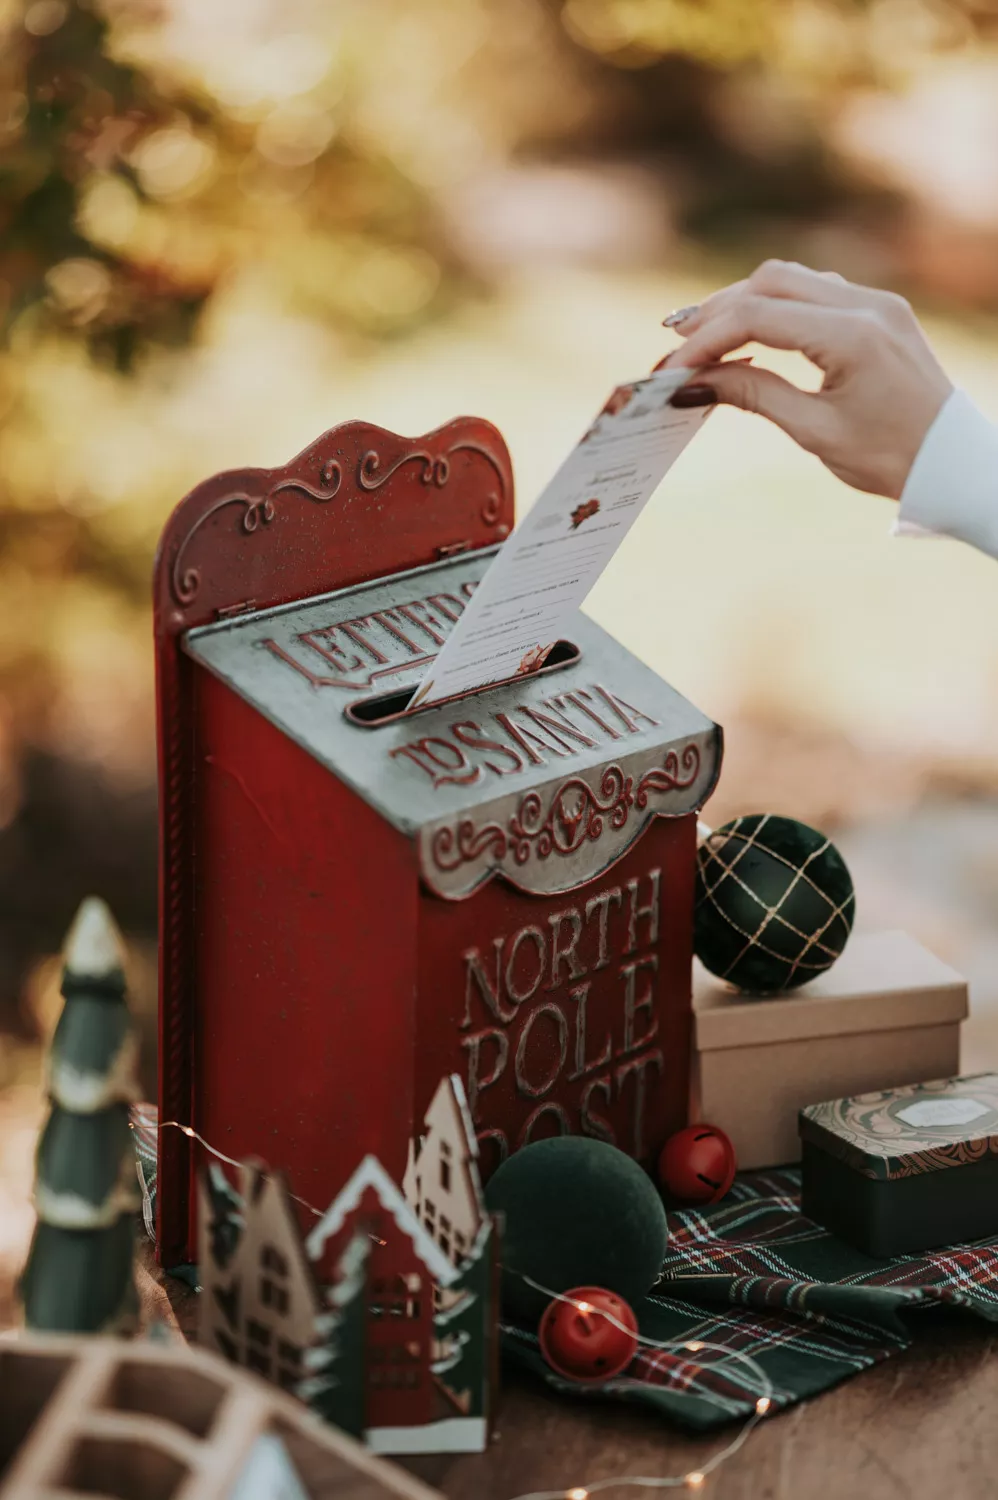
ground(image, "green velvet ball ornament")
xmin=695 ymin=813 xmax=856 ymax=994
xmin=483 ymin=1136 xmax=669 ymax=1324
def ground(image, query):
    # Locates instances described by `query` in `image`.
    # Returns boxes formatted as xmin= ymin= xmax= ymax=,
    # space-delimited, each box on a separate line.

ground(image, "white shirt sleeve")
xmin=895 ymin=389 xmax=998 ymax=559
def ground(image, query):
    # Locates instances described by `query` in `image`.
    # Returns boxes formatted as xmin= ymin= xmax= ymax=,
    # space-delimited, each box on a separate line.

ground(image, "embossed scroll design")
xmin=170 ymin=437 xmax=509 ymax=606
xmin=357 ymin=437 xmax=508 ymax=527
xmin=635 ymin=743 xmax=701 ymax=807
xmin=171 ymin=461 xmax=344 ymax=606
xmin=430 ymin=744 xmax=701 ymax=873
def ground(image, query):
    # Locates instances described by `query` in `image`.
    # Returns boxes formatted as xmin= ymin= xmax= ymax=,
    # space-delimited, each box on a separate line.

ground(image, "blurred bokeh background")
xmin=3 ymin=0 xmax=998 ymax=1305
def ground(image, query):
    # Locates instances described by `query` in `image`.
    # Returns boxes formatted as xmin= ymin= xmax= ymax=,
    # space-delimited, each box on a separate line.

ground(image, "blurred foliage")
xmin=0 ymin=0 xmax=479 ymax=1006
xmin=3 ymin=0 xmax=996 ymax=397
xmin=560 ymin=0 xmax=780 ymax=68
xmin=2 ymin=0 xmax=209 ymax=369
xmin=0 ymin=0 xmax=465 ymax=372
xmin=557 ymin=0 xmax=998 ymax=74
xmin=1 ymin=0 xmax=998 ymax=1013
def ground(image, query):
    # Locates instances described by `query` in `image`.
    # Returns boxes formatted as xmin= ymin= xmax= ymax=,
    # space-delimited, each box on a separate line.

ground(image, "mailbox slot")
xmin=344 ymin=639 xmax=582 ymax=728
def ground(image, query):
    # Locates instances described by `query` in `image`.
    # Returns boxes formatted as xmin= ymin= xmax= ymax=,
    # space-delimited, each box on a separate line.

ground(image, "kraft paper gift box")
xmin=152 ymin=416 xmax=723 ymax=1266
xmin=692 ymin=930 xmax=968 ymax=1170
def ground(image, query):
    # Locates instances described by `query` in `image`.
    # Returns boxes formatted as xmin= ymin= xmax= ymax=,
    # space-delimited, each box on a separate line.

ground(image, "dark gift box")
xmin=800 ymin=1073 xmax=998 ymax=1257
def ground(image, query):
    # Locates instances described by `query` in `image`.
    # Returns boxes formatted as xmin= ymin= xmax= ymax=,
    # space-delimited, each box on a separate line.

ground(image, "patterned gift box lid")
xmin=799 ymin=1073 xmax=998 ymax=1181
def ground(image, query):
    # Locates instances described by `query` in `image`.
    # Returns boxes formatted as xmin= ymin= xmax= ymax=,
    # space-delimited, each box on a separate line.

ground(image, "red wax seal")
xmin=538 ymin=1285 xmax=639 ymax=1384
xmin=658 ymin=1123 xmax=737 ymax=1205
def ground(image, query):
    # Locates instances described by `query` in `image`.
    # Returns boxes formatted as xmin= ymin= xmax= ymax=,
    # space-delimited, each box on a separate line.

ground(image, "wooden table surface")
xmin=138 ymin=1240 xmax=998 ymax=1500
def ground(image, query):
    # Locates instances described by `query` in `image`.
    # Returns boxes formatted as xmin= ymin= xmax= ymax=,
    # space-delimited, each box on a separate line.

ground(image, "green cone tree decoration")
xmin=21 ymin=896 xmax=141 ymax=1333
xmin=433 ymin=1218 xmax=495 ymax=1418
xmin=299 ymin=1232 xmax=370 ymax=1438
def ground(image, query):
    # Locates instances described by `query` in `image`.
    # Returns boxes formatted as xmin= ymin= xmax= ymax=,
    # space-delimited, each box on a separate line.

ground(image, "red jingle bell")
xmin=658 ymin=1123 xmax=737 ymax=1205
xmin=538 ymin=1285 xmax=639 ymax=1384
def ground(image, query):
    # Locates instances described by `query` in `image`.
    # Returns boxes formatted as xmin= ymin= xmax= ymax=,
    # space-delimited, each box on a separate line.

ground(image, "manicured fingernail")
xmin=662 ymin=304 xmax=699 ymax=329
xmin=670 ymin=385 xmax=716 ymax=408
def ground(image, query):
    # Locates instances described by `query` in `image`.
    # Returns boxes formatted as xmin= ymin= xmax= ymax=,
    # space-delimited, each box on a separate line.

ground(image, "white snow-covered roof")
xmin=63 ymin=897 xmax=126 ymax=979
xmin=417 ymin=1075 xmax=485 ymax=1232
xmin=447 ymin=1075 xmax=481 ymax=1171
xmin=306 ymin=1155 xmax=457 ymax=1287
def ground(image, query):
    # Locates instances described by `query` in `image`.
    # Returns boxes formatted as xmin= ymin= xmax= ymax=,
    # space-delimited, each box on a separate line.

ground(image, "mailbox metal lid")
xmin=184 ymin=548 xmax=721 ymax=897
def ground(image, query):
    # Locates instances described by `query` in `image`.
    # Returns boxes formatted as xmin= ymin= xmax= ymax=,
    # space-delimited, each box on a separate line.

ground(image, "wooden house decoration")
xmin=0 ymin=1331 xmax=444 ymax=1500
xmin=306 ymin=1154 xmax=497 ymax=1455
xmin=194 ymin=1079 xmax=499 ymax=1457
xmin=197 ymin=1163 xmax=323 ymax=1396
xmin=402 ymin=1075 xmax=484 ymax=1268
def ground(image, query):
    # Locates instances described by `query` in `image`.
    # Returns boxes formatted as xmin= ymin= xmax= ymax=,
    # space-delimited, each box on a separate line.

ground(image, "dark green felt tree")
xmin=300 ymin=1231 xmax=370 ymax=1438
xmin=432 ymin=1217 xmax=495 ymax=1418
xmin=202 ymin=1161 xmax=245 ymax=1272
xmin=21 ymin=895 xmax=141 ymax=1333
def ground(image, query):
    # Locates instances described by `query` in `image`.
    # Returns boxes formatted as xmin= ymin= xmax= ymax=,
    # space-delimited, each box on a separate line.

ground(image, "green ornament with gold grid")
xmin=694 ymin=814 xmax=856 ymax=994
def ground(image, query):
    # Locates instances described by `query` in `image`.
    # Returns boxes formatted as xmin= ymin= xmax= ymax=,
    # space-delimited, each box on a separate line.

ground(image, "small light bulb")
xmin=567 ymin=1489 xmax=589 ymax=1500
xmin=182 ymin=1125 xmax=197 ymax=1138
xmin=756 ymin=1396 xmax=771 ymax=1415
xmin=685 ymin=1340 xmax=704 ymax=1353
xmin=577 ymin=1301 xmax=592 ymax=1314
xmin=685 ymin=1473 xmax=705 ymax=1490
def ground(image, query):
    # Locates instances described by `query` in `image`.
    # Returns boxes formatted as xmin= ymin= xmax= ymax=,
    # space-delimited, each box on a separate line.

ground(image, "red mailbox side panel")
xmin=415 ymin=815 xmax=697 ymax=1182
xmin=175 ymin=672 xmax=419 ymax=1259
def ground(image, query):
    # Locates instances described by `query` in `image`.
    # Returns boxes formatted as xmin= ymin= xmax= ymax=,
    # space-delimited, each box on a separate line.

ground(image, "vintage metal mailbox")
xmin=153 ymin=417 xmax=722 ymax=1266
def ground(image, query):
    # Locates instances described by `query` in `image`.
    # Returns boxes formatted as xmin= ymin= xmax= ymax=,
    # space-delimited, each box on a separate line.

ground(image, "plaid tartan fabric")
xmin=502 ymin=1167 xmax=998 ymax=1430
xmin=131 ymin=1101 xmax=159 ymax=1243
xmin=129 ymin=1109 xmax=998 ymax=1432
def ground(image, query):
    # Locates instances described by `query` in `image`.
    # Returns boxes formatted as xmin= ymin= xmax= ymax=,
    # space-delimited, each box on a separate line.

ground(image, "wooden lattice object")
xmin=0 ymin=1332 xmax=443 ymax=1500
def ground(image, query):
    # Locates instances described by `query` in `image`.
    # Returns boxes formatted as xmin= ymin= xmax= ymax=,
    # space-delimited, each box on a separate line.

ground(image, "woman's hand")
xmin=664 ymin=260 xmax=954 ymax=499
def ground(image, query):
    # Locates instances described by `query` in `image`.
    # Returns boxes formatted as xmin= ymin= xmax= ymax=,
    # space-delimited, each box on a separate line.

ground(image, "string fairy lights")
xmin=143 ymin=1117 xmax=778 ymax=1497
xmin=140 ymin=1118 xmax=327 ymax=1219
xmin=506 ymin=1271 xmax=775 ymax=1499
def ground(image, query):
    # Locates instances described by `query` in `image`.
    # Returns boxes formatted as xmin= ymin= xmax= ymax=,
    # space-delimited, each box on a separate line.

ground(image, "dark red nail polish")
xmin=662 ymin=304 xmax=700 ymax=329
xmin=670 ymin=385 xmax=716 ymax=408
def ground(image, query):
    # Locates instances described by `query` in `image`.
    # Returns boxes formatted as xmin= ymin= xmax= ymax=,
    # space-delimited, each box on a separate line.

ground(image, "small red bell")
xmin=538 ymin=1285 xmax=639 ymax=1384
xmin=658 ymin=1123 xmax=737 ymax=1205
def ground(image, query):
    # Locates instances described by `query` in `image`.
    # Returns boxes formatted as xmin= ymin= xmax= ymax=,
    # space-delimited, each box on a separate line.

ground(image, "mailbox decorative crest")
xmin=153 ymin=416 xmax=720 ymax=1268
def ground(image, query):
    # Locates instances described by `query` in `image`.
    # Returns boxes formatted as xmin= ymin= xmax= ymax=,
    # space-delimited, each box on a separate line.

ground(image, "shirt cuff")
xmin=894 ymin=389 xmax=998 ymax=559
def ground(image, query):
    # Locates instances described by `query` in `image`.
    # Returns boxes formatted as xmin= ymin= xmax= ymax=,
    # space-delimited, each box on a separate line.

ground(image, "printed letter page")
xmin=409 ymin=365 xmax=713 ymax=709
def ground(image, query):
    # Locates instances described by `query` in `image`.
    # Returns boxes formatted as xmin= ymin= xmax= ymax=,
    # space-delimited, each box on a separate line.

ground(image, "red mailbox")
xmin=153 ymin=417 xmax=722 ymax=1266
